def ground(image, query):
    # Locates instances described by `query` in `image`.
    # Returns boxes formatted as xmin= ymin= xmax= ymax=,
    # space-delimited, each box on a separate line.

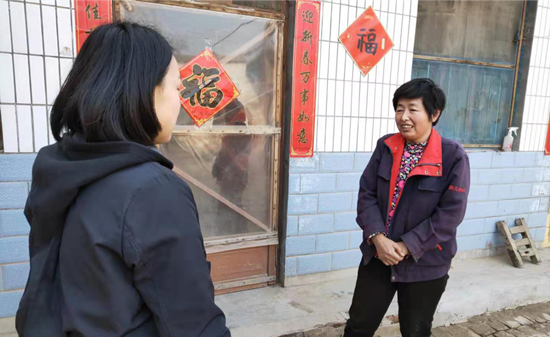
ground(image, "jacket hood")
xmin=25 ymin=134 xmax=173 ymax=255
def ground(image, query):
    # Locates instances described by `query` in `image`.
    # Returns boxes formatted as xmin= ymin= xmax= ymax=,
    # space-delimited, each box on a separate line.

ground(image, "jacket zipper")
xmin=383 ymin=142 xmax=394 ymax=231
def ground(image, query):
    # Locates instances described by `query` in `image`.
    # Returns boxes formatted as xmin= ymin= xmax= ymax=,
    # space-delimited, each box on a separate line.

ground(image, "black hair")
xmin=392 ymin=78 xmax=446 ymax=126
xmin=50 ymin=22 xmax=173 ymax=146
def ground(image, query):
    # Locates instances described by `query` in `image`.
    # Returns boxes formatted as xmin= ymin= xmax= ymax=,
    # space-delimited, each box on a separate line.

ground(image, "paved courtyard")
xmin=281 ymin=302 xmax=550 ymax=337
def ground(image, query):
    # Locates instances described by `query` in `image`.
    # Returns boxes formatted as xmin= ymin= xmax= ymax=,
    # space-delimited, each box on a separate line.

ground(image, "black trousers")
xmin=344 ymin=258 xmax=448 ymax=337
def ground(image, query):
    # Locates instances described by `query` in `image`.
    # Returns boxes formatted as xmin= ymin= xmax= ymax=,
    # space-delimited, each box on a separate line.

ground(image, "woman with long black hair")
xmin=16 ymin=23 xmax=230 ymax=337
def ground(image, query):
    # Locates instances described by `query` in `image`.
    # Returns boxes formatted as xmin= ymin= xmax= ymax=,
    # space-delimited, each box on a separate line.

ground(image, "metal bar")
xmin=323 ymin=1 xmax=334 ymax=151
xmin=206 ymin=237 xmax=278 ymax=254
xmin=332 ymin=0 xmax=342 ymax=152
xmin=129 ymin=0 xmax=285 ymax=21
xmin=24 ymin=0 xmax=36 ymax=152
xmin=39 ymin=0 xmax=51 ymax=143
xmin=342 ymin=1 xmax=350 ymax=152
xmin=8 ymin=0 xmax=21 ymax=152
xmin=510 ymin=0 xmax=529 ymax=127
xmin=413 ymin=54 xmax=515 ymax=70
xmin=213 ymin=275 xmax=276 ymax=291
xmin=172 ymin=125 xmax=281 ymax=135
xmin=172 ymin=166 xmax=271 ymax=233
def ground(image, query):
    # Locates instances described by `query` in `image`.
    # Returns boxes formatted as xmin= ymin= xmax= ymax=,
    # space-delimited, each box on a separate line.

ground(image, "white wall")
xmin=0 ymin=0 xmax=76 ymax=153
xmin=315 ymin=0 xmax=550 ymax=153
xmin=520 ymin=0 xmax=550 ymax=152
xmin=1 ymin=0 xmax=549 ymax=154
xmin=314 ymin=0 xmax=417 ymax=153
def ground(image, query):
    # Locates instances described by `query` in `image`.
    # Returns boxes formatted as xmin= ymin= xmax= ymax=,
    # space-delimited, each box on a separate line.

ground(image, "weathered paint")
xmin=412 ymin=59 xmax=514 ymax=146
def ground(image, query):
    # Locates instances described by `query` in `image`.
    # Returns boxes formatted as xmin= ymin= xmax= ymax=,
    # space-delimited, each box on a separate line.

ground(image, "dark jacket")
xmin=16 ymin=134 xmax=230 ymax=337
xmin=357 ymin=130 xmax=470 ymax=282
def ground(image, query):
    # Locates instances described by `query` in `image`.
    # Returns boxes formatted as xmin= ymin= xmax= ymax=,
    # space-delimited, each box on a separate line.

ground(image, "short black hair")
xmin=392 ymin=78 xmax=446 ymax=126
xmin=51 ymin=22 xmax=173 ymax=146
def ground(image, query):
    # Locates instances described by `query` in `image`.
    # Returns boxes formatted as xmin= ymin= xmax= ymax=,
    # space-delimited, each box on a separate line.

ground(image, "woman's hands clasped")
xmin=372 ymin=234 xmax=410 ymax=266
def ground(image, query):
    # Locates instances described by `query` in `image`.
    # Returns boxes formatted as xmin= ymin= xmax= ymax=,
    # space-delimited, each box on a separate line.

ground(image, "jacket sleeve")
xmin=356 ymin=139 xmax=387 ymax=242
xmin=122 ymin=173 xmax=230 ymax=337
xmin=401 ymin=152 xmax=470 ymax=262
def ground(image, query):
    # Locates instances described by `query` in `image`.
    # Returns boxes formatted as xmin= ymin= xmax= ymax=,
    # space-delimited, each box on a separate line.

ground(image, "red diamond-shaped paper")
xmin=339 ymin=7 xmax=394 ymax=77
xmin=179 ymin=48 xmax=240 ymax=127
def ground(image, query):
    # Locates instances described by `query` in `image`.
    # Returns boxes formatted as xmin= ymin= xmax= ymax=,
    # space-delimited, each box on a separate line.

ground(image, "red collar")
xmin=384 ymin=129 xmax=443 ymax=177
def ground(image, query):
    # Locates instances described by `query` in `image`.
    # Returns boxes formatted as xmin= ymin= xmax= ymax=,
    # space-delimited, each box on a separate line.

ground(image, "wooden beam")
xmin=172 ymin=125 xmax=281 ymax=135
xmin=413 ymin=54 xmax=515 ymax=69
xmin=220 ymin=22 xmax=277 ymax=64
xmin=172 ymin=166 xmax=271 ymax=233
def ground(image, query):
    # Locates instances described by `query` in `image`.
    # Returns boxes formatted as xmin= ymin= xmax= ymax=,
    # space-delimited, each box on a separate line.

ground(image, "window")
xmin=121 ymin=1 xmax=282 ymax=240
xmin=412 ymin=1 xmax=525 ymax=147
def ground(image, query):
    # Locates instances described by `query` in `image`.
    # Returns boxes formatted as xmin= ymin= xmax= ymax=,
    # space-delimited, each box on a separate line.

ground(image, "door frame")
xmin=113 ymin=0 xmax=288 ymax=293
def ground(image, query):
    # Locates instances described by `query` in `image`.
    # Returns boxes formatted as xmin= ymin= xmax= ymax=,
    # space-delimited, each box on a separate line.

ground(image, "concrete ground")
xmin=216 ymin=248 xmax=550 ymax=337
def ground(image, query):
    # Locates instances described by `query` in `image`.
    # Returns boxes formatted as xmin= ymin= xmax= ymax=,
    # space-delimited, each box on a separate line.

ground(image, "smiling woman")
xmin=393 ymin=78 xmax=446 ymax=144
xmin=345 ymin=79 xmax=470 ymax=337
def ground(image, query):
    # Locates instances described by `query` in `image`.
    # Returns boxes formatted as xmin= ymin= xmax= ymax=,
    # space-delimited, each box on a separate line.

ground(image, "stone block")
xmin=298 ymin=214 xmax=334 ymax=235
xmin=290 ymin=155 xmax=320 ymax=173
xmin=0 ymin=291 xmax=23 ymax=318
xmin=332 ymin=250 xmax=362 ymax=270
xmin=286 ymin=236 xmax=316 ymax=256
xmin=0 ymin=183 xmax=28 ymax=209
xmin=285 ymin=257 xmax=297 ymax=277
xmin=288 ymin=175 xmax=301 ymax=194
xmin=320 ymin=153 xmax=354 ymax=172
xmin=354 ymin=153 xmax=372 ymax=172
xmin=287 ymin=216 xmax=298 ymax=236
xmin=468 ymin=152 xmax=493 ymax=169
xmin=0 ymin=209 xmax=29 ymax=237
xmin=0 ymin=236 xmax=29 ymax=264
xmin=318 ymin=193 xmax=353 ymax=213
xmin=336 ymin=172 xmax=361 ymax=192
xmin=0 ymin=154 xmax=36 ymax=182
xmin=301 ymin=174 xmax=336 ymax=194
xmin=296 ymin=254 xmax=331 ymax=275
xmin=334 ymin=212 xmax=358 ymax=232
xmin=288 ymin=195 xmax=318 ymax=215
xmin=316 ymin=232 xmax=349 ymax=253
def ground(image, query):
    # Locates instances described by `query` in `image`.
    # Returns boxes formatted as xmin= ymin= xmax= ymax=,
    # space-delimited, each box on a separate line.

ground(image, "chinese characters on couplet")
xmin=75 ymin=0 xmax=112 ymax=53
xmin=85 ymin=3 xmax=102 ymax=20
xmin=290 ymin=1 xmax=321 ymax=158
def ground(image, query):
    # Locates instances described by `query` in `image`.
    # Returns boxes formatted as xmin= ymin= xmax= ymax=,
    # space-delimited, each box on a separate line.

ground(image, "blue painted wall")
xmin=0 ymin=154 xmax=34 ymax=318
xmin=1 ymin=151 xmax=549 ymax=317
xmin=285 ymin=151 xmax=550 ymax=279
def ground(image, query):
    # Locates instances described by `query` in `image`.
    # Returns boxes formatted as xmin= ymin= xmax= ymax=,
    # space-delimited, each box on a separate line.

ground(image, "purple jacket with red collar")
xmin=357 ymin=129 xmax=470 ymax=282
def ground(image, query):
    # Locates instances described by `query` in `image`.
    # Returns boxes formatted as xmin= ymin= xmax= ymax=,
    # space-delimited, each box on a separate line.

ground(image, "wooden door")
xmin=117 ymin=0 xmax=285 ymax=293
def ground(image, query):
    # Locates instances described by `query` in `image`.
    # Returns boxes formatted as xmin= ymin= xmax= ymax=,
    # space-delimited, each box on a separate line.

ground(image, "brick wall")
xmin=285 ymin=151 xmax=550 ymax=280
xmin=0 ymin=154 xmax=34 ymax=318
xmin=1 ymin=150 xmax=550 ymax=316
